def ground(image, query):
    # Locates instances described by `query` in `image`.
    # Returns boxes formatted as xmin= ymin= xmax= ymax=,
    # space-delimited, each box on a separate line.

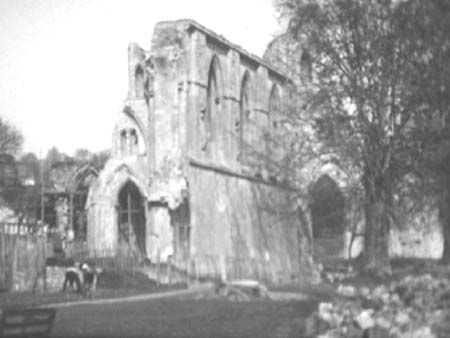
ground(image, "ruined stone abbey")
xmin=86 ymin=19 xmax=444 ymax=285
xmin=87 ymin=20 xmax=316 ymax=284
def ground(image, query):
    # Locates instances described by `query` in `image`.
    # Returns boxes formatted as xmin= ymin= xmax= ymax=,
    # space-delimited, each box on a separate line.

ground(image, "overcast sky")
xmin=0 ymin=0 xmax=281 ymax=157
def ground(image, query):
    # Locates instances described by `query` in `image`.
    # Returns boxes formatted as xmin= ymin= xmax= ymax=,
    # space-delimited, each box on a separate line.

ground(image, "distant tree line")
xmin=0 ymin=117 xmax=109 ymax=228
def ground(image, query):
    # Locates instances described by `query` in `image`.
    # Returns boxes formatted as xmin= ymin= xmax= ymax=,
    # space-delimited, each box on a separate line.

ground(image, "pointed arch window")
xmin=268 ymin=85 xmax=281 ymax=130
xmin=202 ymin=56 xmax=222 ymax=155
xmin=268 ymin=84 xmax=282 ymax=160
xmin=135 ymin=65 xmax=145 ymax=98
xmin=239 ymin=71 xmax=252 ymax=162
xmin=119 ymin=128 xmax=139 ymax=156
xmin=120 ymin=130 xmax=127 ymax=154
xmin=310 ymin=174 xmax=345 ymax=240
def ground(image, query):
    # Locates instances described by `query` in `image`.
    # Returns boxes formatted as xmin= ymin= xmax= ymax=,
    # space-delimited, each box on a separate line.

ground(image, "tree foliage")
xmin=0 ymin=118 xmax=32 ymax=225
xmin=0 ymin=117 xmax=23 ymax=201
xmin=73 ymin=148 xmax=110 ymax=171
xmin=275 ymin=0 xmax=450 ymax=273
xmin=0 ymin=117 xmax=23 ymax=156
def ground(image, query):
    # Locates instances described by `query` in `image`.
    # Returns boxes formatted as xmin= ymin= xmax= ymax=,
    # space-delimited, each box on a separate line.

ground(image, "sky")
xmin=0 ymin=0 xmax=281 ymax=157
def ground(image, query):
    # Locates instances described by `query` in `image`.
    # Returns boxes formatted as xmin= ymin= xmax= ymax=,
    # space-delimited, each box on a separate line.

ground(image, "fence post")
xmin=130 ymin=253 xmax=135 ymax=281
xmin=43 ymin=262 xmax=47 ymax=292
xmin=168 ymin=256 xmax=172 ymax=285
xmin=0 ymin=233 xmax=4 ymax=289
xmin=11 ymin=237 xmax=18 ymax=291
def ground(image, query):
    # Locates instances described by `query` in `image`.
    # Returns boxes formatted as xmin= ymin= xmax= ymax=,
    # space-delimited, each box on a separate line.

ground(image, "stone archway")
xmin=309 ymin=174 xmax=346 ymax=259
xmin=67 ymin=165 xmax=98 ymax=240
xmin=117 ymin=180 xmax=146 ymax=255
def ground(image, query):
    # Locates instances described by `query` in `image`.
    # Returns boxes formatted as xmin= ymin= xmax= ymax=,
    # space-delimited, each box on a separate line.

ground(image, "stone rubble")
xmin=305 ymin=274 xmax=450 ymax=338
xmin=322 ymin=264 xmax=356 ymax=284
xmin=214 ymin=279 xmax=270 ymax=301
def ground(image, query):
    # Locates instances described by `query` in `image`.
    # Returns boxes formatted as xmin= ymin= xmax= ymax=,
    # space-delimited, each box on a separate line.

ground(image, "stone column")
xmin=146 ymin=205 xmax=173 ymax=263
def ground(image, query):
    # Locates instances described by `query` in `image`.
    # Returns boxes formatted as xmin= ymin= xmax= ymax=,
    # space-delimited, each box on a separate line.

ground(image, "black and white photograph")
xmin=1 ymin=1 xmax=450 ymax=337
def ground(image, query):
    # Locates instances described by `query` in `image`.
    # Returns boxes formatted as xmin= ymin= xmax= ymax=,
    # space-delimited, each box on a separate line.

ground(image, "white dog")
xmin=80 ymin=262 xmax=100 ymax=298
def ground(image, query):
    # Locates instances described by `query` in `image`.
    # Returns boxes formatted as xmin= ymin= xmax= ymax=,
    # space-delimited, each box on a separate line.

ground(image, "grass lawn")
xmin=50 ymin=296 xmax=317 ymax=338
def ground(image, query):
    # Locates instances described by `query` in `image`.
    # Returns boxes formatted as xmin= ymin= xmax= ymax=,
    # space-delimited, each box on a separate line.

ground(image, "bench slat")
xmin=0 ymin=308 xmax=56 ymax=338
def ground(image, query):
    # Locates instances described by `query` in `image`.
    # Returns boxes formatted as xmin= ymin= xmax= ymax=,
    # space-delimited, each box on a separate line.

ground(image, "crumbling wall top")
xmin=151 ymin=19 xmax=289 ymax=83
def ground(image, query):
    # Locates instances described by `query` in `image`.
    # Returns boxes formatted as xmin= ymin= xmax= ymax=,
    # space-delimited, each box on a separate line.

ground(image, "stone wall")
xmin=188 ymin=163 xmax=312 ymax=284
xmin=390 ymin=206 xmax=443 ymax=259
xmin=87 ymin=19 xmax=318 ymax=285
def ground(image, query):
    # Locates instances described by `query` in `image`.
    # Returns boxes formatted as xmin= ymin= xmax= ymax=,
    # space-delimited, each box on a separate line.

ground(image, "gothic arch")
xmin=67 ymin=165 xmax=98 ymax=204
xmin=308 ymin=162 xmax=350 ymax=192
xmin=239 ymin=70 xmax=253 ymax=161
xmin=117 ymin=179 xmax=146 ymax=255
xmin=268 ymin=84 xmax=281 ymax=130
xmin=109 ymin=165 xmax=149 ymax=201
xmin=309 ymin=174 xmax=345 ymax=238
xmin=135 ymin=65 xmax=145 ymax=98
xmin=266 ymin=83 xmax=284 ymax=164
xmin=66 ymin=165 xmax=98 ymax=239
xmin=115 ymin=107 xmax=148 ymax=156
xmin=86 ymin=161 xmax=150 ymax=255
xmin=70 ymin=165 xmax=98 ymax=186
xmin=307 ymin=162 xmax=351 ymax=259
xmin=202 ymin=54 xmax=224 ymax=156
xmin=208 ymin=55 xmax=224 ymax=96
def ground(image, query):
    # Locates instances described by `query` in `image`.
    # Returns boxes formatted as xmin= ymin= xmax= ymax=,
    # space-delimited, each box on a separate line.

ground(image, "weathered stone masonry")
xmin=87 ymin=20 xmax=316 ymax=284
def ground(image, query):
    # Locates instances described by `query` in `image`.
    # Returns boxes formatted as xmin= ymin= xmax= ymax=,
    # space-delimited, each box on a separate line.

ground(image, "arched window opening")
xmin=269 ymin=85 xmax=281 ymax=130
xmin=300 ymin=51 xmax=312 ymax=83
xmin=310 ymin=175 xmax=345 ymax=238
xmin=117 ymin=181 xmax=146 ymax=256
xmin=119 ymin=128 xmax=139 ymax=156
xmin=129 ymin=129 xmax=138 ymax=154
xmin=207 ymin=64 xmax=217 ymax=141
xmin=120 ymin=130 xmax=127 ymax=155
xmin=69 ymin=167 xmax=97 ymax=240
xmin=309 ymin=174 xmax=345 ymax=259
xmin=135 ymin=65 xmax=145 ymax=98
xmin=239 ymin=71 xmax=252 ymax=161
xmin=268 ymin=84 xmax=283 ymax=163
xmin=202 ymin=56 xmax=222 ymax=154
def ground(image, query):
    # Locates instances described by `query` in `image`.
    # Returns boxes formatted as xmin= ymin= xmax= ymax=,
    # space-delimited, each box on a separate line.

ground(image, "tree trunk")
xmin=363 ymin=199 xmax=391 ymax=276
xmin=439 ymin=188 xmax=450 ymax=264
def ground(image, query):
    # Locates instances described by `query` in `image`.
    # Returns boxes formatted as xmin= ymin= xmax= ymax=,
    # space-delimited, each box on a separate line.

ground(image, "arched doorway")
xmin=117 ymin=181 xmax=146 ymax=255
xmin=310 ymin=174 xmax=345 ymax=259
xmin=68 ymin=166 xmax=98 ymax=240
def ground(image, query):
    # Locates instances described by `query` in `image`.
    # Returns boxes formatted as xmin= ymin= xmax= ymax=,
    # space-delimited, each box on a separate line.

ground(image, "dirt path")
xmin=39 ymin=285 xmax=209 ymax=309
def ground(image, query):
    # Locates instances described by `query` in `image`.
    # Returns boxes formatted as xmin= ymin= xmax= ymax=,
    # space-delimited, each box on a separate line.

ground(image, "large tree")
xmin=275 ymin=0 xmax=450 ymax=274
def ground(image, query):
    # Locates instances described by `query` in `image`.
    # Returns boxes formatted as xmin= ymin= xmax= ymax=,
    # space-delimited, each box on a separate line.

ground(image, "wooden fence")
xmin=0 ymin=232 xmax=49 ymax=291
xmin=0 ymin=223 xmax=277 ymax=290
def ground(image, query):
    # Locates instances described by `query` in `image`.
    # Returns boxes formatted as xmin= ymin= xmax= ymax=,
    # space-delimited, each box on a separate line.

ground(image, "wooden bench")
xmin=0 ymin=308 xmax=56 ymax=338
